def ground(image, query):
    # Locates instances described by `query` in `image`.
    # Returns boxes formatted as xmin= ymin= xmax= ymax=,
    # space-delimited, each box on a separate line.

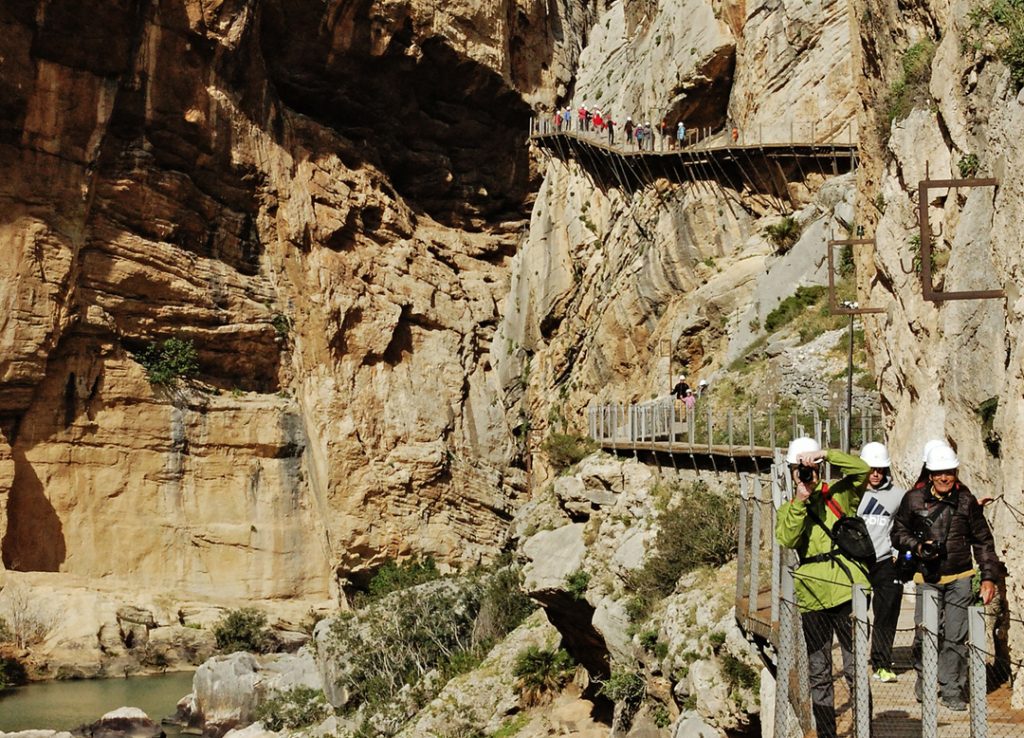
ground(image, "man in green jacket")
xmin=775 ymin=437 xmax=870 ymax=738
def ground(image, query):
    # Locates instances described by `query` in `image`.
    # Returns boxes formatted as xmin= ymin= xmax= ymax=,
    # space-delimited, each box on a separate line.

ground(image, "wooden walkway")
xmin=529 ymin=129 xmax=857 ymax=204
xmin=739 ymin=581 xmax=1024 ymax=737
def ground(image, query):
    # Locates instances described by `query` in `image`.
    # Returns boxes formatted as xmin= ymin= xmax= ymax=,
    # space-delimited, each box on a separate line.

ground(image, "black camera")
xmin=797 ymin=466 xmax=816 ymax=484
xmin=918 ymin=540 xmax=945 ymax=562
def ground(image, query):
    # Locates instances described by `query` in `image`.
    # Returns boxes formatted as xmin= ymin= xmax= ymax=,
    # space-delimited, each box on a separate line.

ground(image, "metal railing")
xmin=529 ymin=116 xmax=859 ymax=151
xmin=736 ymin=464 xmax=1021 ymax=738
xmin=587 ymin=398 xmax=882 ymax=457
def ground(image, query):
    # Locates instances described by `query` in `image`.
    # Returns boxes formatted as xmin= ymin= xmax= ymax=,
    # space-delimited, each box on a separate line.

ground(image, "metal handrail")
xmin=587 ymin=399 xmax=882 ymax=456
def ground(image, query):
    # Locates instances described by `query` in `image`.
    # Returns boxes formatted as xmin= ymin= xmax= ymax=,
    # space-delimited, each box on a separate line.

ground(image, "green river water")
xmin=0 ymin=671 xmax=195 ymax=733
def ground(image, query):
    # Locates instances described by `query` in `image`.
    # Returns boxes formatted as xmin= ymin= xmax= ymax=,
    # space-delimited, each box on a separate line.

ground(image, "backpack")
xmin=805 ymin=483 xmax=876 ymax=565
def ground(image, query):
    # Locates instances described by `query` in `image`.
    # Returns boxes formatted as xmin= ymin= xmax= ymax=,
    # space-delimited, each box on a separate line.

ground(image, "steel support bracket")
xmin=918 ymin=177 xmax=1004 ymax=302
xmin=827 ymin=238 xmax=886 ymax=315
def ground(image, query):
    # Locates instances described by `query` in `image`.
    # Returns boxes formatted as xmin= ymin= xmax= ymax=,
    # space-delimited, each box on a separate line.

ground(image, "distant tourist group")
xmin=550 ymin=105 xmax=692 ymax=151
xmin=776 ymin=435 xmax=1003 ymax=737
xmin=544 ymin=103 xmax=744 ymax=150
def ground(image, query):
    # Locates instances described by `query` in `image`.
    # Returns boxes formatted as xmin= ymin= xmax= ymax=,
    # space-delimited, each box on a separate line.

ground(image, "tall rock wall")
xmin=0 ymin=0 xmax=594 ymax=600
xmin=854 ymin=0 xmax=1024 ymax=696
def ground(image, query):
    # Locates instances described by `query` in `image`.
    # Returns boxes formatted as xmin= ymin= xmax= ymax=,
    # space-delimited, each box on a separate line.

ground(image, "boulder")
xmin=672 ymin=714 xmax=720 ymax=738
xmin=75 ymin=708 xmax=163 ymax=738
xmin=192 ymin=651 xmax=321 ymax=737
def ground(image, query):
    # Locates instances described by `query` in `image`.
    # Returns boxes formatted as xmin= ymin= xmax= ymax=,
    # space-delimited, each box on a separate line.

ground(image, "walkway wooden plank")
xmin=599 ymin=439 xmax=778 ymax=459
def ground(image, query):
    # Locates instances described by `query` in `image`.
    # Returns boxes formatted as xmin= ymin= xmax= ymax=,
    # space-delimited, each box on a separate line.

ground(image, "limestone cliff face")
xmin=0 ymin=0 xmax=588 ymax=600
xmin=853 ymin=0 xmax=1024 ymax=697
xmin=495 ymin=0 xmax=859 ymax=490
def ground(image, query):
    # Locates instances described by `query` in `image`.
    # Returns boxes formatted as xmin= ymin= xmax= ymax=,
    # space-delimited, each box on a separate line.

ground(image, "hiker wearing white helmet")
xmin=672 ymin=374 xmax=690 ymax=401
xmin=776 ymin=437 xmax=870 ymax=738
xmin=891 ymin=443 xmax=1003 ymax=711
xmin=914 ymin=438 xmax=951 ymax=486
xmin=856 ymin=442 xmax=906 ymax=684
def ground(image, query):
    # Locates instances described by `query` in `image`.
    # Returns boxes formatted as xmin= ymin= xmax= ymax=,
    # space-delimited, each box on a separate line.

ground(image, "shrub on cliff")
xmin=135 ymin=337 xmax=199 ymax=386
xmin=764 ymin=286 xmax=827 ymax=333
xmin=541 ymin=433 xmax=597 ymax=472
xmin=327 ymin=578 xmax=482 ymax=711
xmin=881 ymin=39 xmax=935 ymax=128
xmin=326 ymin=567 xmax=535 ymax=718
xmin=254 ymin=685 xmax=331 ymax=731
xmin=213 ymin=608 xmax=272 ymax=654
xmin=512 ymin=646 xmax=575 ymax=706
xmin=626 ymin=482 xmax=738 ymax=618
xmin=763 ymin=216 xmax=801 ymax=253
xmin=969 ymin=0 xmax=1024 ymax=89
xmin=358 ymin=556 xmax=440 ymax=605
xmin=471 ymin=567 xmax=537 ymax=647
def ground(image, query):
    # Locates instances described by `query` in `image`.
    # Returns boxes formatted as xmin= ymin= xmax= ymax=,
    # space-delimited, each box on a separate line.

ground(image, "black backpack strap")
xmin=800 ymin=504 xmax=866 ymax=582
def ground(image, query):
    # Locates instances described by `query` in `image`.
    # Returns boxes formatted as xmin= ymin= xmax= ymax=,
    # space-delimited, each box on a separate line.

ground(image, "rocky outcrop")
xmin=516 ymin=455 xmax=761 ymax=734
xmin=0 ymin=570 xmax=327 ymax=680
xmin=190 ymin=650 xmax=321 ymax=737
xmin=846 ymin=0 xmax=1024 ymax=703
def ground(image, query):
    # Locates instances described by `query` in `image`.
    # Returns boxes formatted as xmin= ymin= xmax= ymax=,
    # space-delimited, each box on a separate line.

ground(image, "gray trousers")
xmin=913 ymin=576 xmax=973 ymax=700
xmin=802 ymin=601 xmax=855 ymax=738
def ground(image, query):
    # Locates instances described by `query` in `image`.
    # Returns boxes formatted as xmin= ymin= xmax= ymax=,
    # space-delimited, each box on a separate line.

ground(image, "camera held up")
xmin=797 ymin=465 xmax=816 ymax=484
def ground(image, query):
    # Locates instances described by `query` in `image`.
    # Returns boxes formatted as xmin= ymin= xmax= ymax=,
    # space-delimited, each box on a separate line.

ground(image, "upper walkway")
xmin=529 ymin=119 xmax=858 ymax=207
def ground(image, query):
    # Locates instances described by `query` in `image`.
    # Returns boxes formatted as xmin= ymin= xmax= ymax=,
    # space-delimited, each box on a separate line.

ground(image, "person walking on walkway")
xmin=606 ymin=114 xmax=615 ymax=145
xmin=677 ymin=120 xmax=686 ymax=148
xmin=672 ymin=374 xmax=690 ymax=401
xmin=856 ymin=442 xmax=906 ymax=683
xmin=891 ymin=444 xmax=1002 ymax=711
xmin=776 ymin=437 xmax=870 ymax=738
xmin=623 ymin=117 xmax=634 ymax=147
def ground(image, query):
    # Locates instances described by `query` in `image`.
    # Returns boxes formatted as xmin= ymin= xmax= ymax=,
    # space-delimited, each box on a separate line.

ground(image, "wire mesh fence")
xmin=735 ymin=461 xmax=1022 ymax=738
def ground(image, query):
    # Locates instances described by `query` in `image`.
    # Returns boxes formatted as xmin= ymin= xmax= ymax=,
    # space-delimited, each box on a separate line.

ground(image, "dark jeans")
xmin=868 ymin=558 xmax=903 ymax=670
xmin=802 ymin=601 xmax=855 ymax=738
xmin=913 ymin=576 xmax=973 ymax=700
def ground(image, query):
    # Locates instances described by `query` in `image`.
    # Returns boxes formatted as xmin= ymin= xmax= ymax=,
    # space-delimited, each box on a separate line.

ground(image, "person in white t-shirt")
xmin=857 ymin=442 xmax=907 ymax=683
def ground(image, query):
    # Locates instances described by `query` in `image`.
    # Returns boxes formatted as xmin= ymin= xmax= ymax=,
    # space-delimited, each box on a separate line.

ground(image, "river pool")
xmin=0 ymin=671 xmax=195 ymax=733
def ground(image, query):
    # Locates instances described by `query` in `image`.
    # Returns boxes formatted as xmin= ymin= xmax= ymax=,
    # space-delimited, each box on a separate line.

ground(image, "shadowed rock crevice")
xmin=259 ymin=0 xmax=535 ymax=229
xmin=1 ymin=446 xmax=66 ymax=571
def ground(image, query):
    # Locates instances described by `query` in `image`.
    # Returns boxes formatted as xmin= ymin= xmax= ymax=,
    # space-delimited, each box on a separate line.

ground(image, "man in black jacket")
xmin=891 ymin=444 xmax=1002 ymax=711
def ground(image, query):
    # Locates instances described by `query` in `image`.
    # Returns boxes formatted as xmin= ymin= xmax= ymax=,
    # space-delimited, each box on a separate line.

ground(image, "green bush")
xmin=254 ymin=686 xmax=331 ymax=731
xmin=0 ymin=616 xmax=10 ymax=644
xmin=763 ymin=216 xmax=802 ymax=253
xmin=541 ymin=433 xmax=597 ymax=472
xmin=883 ymin=39 xmax=936 ymax=125
xmin=598 ymin=668 xmax=646 ymax=704
xmin=513 ymin=646 xmax=575 ymax=706
xmin=327 ymin=579 xmax=482 ymax=711
xmin=970 ymin=0 xmax=1024 ymax=88
xmin=565 ymin=569 xmax=590 ymax=600
xmin=626 ymin=482 xmax=738 ymax=618
xmin=958 ymin=153 xmax=980 ymax=178
xmin=271 ymin=313 xmax=291 ymax=338
xmin=213 ymin=608 xmax=272 ymax=654
xmin=764 ymin=286 xmax=828 ymax=333
xmin=721 ymin=652 xmax=759 ymax=691
xmin=361 ymin=557 xmax=440 ymax=603
xmin=471 ymin=567 xmax=537 ymax=648
xmin=136 ymin=337 xmax=199 ymax=386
